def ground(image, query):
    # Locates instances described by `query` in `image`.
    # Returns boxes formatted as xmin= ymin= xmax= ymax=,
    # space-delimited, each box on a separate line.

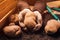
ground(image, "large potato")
xmin=45 ymin=19 xmax=60 ymax=34
xmin=3 ymin=23 xmax=21 ymax=37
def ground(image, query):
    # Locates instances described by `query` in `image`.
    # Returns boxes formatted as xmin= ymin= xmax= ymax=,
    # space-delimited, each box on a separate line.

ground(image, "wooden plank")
xmin=0 ymin=8 xmax=15 ymax=29
xmin=0 ymin=0 xmax=17 ymax=20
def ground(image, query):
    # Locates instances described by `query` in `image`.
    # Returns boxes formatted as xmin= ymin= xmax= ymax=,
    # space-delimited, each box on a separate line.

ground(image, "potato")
xmin=9 ymin=14 xmax=19 ymax=25
xmin=24 ymin=12 xmax=37 ymax=29
xmin=33 ymin=1 xmax=46 ymax=14
xmin=3 ymin=23 xmax=21 ymax=37
xmin=19 ymin=9 xmax=42 ymax=31
xmin=45 ymin=19 xmax=60 ymax=34
xmin=17 ymin=1 xmax=30 ymax=11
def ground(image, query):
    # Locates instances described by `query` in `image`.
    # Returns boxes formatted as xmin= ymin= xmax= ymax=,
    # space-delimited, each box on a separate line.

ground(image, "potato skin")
xmin=17 ymin=1 xmax=30 ymax=11
xmin=9 ymin=14 xmax=19 ymax=25
xmin=3 ymin=25 xmax=21 ymax=37
xmin=24 ymin=12 xmax=37 ymax=30
xmin=33 ymin=1 xmax=46 ymax=14
xmin=45 ymin=19 xmax=60 ymax=34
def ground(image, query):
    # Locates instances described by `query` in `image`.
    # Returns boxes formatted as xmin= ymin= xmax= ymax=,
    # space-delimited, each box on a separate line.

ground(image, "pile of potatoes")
xmin=3 ymin=0 xmax=60 ymax=37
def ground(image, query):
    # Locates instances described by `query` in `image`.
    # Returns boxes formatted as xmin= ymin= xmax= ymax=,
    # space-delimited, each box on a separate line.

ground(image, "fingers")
xmin=33 ymin=24 xmax=42 ymax=31
xmin=19 ymin=22 xmax=25 ymax=28
xmin=34 ymin=11 xmax=42 ymax=25
xmin=19 ymin=9 xmax=31 ymax=23
xmin=19 ymin=22 xmax=28 ymax=31
xmin=22 ymin=27 xmax=27 ymax=31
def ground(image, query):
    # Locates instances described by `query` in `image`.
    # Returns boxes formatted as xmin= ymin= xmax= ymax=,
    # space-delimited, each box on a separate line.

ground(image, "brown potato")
xmin=3 ymin=23 xmax=21 ymax=37
xmin=19 ymin=9 xmax=42 ymax=31
xmin=9 ymin=14 xmax=19 ymax=24
xmin=33 ymin=1 xmax=46 ymax=14
xmin=24 ymin=12 xmax=37 ymax=29
xmin=45 ymin=19 xmax=60 ymax=34
xmin=17 ymin=1 xmax=30 ymax=11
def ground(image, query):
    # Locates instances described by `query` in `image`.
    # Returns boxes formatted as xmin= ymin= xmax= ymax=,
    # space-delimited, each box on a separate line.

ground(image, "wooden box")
xmin=0 ymin=0 xmax=17 ymax=29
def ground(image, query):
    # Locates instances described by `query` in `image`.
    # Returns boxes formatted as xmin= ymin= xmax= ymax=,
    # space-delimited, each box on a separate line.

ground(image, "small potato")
xmin=17 ymin=1 xmax=30 ymax=11
xmin=9 ymin=14 xmax=19 ymax=24
xmin=33 ymin=1 xmax=46 ymax=14
xmin=3 ymin=24 xmax=21 ymax=37
xmin=45 ymin=19 xmax=60 ymax=34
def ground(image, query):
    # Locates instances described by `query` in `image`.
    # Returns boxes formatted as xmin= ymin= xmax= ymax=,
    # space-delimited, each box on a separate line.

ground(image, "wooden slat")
xmin=0 ymin=0 xmax=17 ymax=29
xmin=0 ymin=8 xmax=15 ymax=29
xmin=0 ymin=0 xmax=17 ymax=20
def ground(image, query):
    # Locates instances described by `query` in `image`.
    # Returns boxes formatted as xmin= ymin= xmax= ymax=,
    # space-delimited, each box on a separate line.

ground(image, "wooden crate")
xmin=0 ymin=0 xmax=17 ymax=29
